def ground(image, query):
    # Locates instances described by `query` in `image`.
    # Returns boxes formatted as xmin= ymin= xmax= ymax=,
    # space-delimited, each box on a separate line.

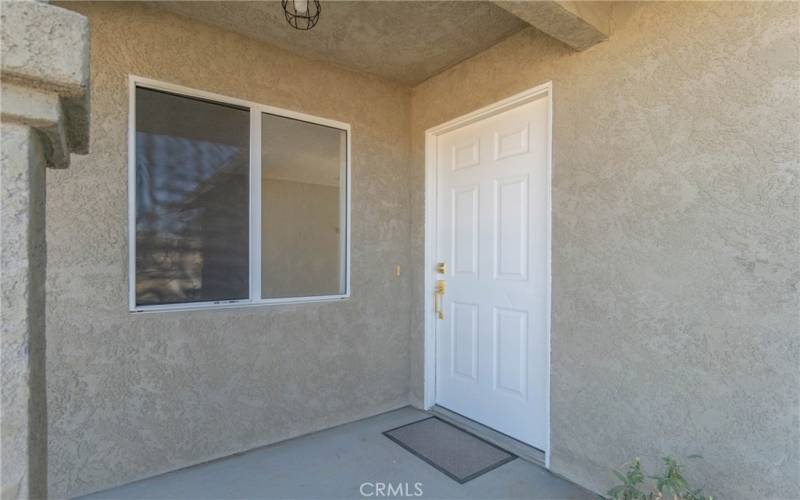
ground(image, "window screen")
xmin=260 ymin=113 xmax=347 ymax=299
xmin=131 ymin=82 xmax=350 ymax=310
xmin=134 ymin=88 xmax=249 ymax=306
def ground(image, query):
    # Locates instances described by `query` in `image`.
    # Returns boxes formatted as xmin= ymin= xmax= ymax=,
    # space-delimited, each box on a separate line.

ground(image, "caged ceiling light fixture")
xmin=282 ymin=0 xmax=321 ymax=30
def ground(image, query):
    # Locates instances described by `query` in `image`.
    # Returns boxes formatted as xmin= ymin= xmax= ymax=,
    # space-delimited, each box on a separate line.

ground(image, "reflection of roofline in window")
xmin=136 ymin=86 xmax=250 ymax=147
xmin=138 ymin=85 xmax=249 ymax=112
xmin=262 ymin=111 xmax=344 ymax=133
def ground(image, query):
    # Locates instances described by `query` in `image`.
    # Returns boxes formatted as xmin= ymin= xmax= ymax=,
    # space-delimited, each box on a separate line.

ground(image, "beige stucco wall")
xmin=410 ymin=2 xmax=799 ymax=499
xmin=1 ymin=123 xmax=48 ymax=500
xmin=47 ymin=2 xmax=411 ymax=497
xmin=2 ymin=3 xmax=91 ymax=499
xmin=44 ymin=1 xmax=799 ymax=499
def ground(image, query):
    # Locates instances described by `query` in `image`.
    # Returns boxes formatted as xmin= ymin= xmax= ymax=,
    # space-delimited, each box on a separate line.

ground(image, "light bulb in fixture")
xmin=281 ymin=0 xmax=320 ymax=30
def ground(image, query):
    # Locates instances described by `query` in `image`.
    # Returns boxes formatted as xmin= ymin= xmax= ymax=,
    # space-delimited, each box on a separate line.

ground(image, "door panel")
xmin=493 ymin=307 xmax=527 ymax=399
xmin=435 ymin=96 xmax=548 ymax=449
xmin=494 ymin=175 xmax=528 ymax=281
xmin=452 ymin=186 xmax=479 ymax=277
xmin=451 ymin=302 xmax=479 ymax=381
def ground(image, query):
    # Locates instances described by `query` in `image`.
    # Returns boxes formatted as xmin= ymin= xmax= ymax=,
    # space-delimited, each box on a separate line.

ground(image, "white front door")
xmin=434 ymin=94 xmax=549 ymax=449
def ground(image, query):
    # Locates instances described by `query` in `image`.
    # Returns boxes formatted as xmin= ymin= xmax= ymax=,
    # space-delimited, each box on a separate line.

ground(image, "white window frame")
xmin=128 ymin=75 xmax=352 ymax=313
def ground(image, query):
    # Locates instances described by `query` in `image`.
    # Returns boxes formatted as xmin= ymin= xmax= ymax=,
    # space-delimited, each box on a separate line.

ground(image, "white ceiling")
xmin=148 ymin=1 xmax=529 ymax=85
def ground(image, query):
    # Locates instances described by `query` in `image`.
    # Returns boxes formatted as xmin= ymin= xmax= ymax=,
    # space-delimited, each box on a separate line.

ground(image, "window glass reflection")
xmin=135 ymin=88 xmax=249 ymax=306
xmin=261 ymin=113 xmax=346 ymax=299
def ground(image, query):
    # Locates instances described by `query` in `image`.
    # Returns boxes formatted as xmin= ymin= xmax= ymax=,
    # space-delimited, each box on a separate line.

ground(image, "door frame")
xmin=422 ymin=81 xmax=553 ymax=467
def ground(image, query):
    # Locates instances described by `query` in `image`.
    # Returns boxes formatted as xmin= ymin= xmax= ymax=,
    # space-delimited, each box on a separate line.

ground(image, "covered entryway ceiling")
xmin=148 ymin=1 xmax=527 ymax=85
xmin=147 ymin=1 xmax=610 ymax=85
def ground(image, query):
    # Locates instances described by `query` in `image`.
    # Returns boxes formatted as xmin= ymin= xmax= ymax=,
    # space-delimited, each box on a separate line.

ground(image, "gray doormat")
xmin=383 ymin=417 xmax=516 ymax=483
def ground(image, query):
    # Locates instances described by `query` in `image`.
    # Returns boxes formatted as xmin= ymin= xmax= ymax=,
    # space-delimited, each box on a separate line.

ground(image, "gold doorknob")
xmin=434 ymin=279 xmax=446 ymax=320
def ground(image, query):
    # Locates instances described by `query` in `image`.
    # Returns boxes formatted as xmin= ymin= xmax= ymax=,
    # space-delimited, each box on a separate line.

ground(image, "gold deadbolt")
xmin=436 ymin=262 xmax=447 ymax=274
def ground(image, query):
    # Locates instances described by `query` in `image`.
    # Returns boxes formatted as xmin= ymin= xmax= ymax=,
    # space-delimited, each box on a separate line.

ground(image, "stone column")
xmin=1 ymin=2 xmax=90 ymax=499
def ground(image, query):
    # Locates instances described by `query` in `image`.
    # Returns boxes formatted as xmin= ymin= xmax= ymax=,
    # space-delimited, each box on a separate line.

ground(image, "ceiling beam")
xmin=492 ymin=1 xmax=611 ymax=51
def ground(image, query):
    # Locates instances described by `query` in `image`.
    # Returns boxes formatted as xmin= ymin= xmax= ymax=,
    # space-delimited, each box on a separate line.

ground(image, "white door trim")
xmin=422 ymin=81 xmax=553 ymax=467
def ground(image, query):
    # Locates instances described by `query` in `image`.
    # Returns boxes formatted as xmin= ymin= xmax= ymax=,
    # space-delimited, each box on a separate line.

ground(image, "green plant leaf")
xmin=609 ymin=455 xmax=709 ymax=500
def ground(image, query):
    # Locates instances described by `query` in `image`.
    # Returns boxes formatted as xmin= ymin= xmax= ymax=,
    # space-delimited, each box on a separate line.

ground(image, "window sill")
xmin=130 ymin=294 xmax=351 ymax=314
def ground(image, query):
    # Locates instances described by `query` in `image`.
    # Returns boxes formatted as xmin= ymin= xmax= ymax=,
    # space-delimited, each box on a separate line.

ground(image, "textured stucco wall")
xmin=1 ymin=123 xmax=47 ymax=500
xmin=2 ymin=3 xmax=90 ymax=499
xmin=42 ymin=1 xmax=800 ymax=499
xmin=47 ymin=3 xmax=411 ymax=497
xmin=410 ymin=2 xmax=799 ymax=499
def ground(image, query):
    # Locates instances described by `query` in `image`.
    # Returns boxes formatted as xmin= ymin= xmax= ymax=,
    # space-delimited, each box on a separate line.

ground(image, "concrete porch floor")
xmin=82 ymin=407 xmax=594 ymax=499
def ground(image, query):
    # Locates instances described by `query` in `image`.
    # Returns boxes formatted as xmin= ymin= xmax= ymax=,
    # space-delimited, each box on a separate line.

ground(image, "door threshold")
xmin=428 ymin=405 xmax=545 ymax=467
